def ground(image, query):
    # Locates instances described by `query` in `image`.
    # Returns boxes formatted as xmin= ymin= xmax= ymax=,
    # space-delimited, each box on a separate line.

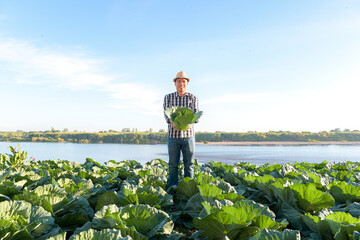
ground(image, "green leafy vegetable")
xmin=68 ymin=229 xmax=129 ymax=240
xmin=302 ymin=212 xmax=360 ymax=239
xmin=290 ymin=183 xmax=335 ymax=212
xmin=193 ymin=200 xmax=283 ymax=239
xmin=2 ymin=146 xmax=360 ymax=239
xmin=329 ymin=181 xmax=360 ymax=204
xmin=248 ymin=228 xmax=301 ymax=240
xmin=164 ymin=106 xmax=203 ymax=130
xmin=0 ymin=200 xmax=61 ymax=240
xmin=93 ymin=204 xmax=174 ymax=238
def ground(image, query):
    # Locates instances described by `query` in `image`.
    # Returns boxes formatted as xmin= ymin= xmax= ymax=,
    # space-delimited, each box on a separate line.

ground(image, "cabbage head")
xmin=165 ymin=106 xmax=203 ymax=131
xmin=0 ymin=200 xmax=60 ymax=240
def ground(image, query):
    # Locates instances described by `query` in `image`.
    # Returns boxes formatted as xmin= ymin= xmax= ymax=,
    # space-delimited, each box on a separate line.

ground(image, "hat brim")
xmin=173 ymin=77 xmax=190 ymax=82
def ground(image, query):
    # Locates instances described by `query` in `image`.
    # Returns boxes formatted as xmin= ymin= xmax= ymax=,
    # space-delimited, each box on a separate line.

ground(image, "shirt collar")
xmin=175 ymin=92 xmax=189 ymax=97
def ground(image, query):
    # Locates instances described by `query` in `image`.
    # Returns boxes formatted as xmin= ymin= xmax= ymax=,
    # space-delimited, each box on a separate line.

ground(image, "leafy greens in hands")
xmin=164 ymin=106 xmax=203 ymax=131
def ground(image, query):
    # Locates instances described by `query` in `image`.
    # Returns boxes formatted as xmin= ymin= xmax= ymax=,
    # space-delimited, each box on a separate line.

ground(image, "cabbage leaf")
xmin=164 ymin=106 xmax=203 ymax=131
xmin=0 ymin=200 xmax=60 ymax=240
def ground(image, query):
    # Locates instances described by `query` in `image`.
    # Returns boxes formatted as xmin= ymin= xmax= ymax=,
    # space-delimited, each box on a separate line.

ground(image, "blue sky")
xmin=1 ymin=0 xmax=359 ymax=132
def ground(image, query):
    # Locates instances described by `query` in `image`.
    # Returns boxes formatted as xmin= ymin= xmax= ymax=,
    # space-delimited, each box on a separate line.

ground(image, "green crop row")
xmin=1 ymin=146 xmax=360 ymax=239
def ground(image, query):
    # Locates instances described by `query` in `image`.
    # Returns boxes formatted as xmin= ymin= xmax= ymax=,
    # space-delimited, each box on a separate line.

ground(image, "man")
xmin=163 ymin=71 xmax=200 ymax=188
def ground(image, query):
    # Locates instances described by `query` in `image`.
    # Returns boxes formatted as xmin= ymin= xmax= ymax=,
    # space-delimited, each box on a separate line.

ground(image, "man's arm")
xmin=164 ymin=94 xmax=180 ymax=130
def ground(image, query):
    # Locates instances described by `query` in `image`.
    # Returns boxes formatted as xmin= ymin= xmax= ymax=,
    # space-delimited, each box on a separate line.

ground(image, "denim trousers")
xmin=167 ymin=136 xmax=195 ymax=187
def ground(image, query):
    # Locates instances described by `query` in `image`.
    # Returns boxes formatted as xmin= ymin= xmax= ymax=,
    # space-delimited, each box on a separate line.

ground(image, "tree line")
xmin=1 ymin=130 xmax=360 ymax=144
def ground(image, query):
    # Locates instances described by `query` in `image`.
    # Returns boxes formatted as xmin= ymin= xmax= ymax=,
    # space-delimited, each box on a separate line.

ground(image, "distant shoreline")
xmin=196 ymin=141 xmax=360 ymax=146
xmin=2 ymin=131 xmax=360 ymax=144
xmin=2 ymin=141 xmax=360 ymax=146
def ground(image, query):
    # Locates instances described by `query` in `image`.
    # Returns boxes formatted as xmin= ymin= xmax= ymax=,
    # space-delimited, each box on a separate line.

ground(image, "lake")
xmin=1 ymin=142 xmax=360 ymax=165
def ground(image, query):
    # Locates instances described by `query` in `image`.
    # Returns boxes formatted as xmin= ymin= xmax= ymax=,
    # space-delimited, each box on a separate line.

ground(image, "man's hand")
xmin=170 ymin=121 xmax=192 ymax=131
xmin=170 ymin=121 xmax=180 ymax=131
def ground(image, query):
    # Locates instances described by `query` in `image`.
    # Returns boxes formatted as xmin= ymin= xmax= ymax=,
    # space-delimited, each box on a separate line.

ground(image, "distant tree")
xmin=74 ymin=130 xmax=78 ymax=132
xmin=344 ymin=128 xmax=351 ymax=132
xmin=63 ymin=128 xmax=69 ymax=133
xmin=122 ymin=128 xmax=131 ymax=132
xmin=330 ymin=128 xmax=342 ymax=133
xmin=51 ymin=127 xmax=55 ymax=132
xmin=159 ymin=129 xmax=165 ymax=132
xmin=149 ymin=128 xmax=153 ymax=133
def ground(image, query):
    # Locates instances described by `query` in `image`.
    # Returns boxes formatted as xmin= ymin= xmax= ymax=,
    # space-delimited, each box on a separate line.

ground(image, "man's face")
xmin=175 ymin=78 xmax=188 ymax=95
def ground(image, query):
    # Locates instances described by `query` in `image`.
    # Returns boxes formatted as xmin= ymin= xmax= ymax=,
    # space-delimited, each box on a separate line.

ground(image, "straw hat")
xmin=173 ymin=71 xmax=190 ymax=82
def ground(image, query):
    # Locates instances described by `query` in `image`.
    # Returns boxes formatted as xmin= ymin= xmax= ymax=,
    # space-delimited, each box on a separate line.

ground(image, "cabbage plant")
xmin=0 ymin=200 xmax=60 ymax=240
xmin=193 ymin=200 xmax=288 ymax=239
xmin=92 ymin=204 xmax=174 ymax=239
xmin=69 ymin=229 xmax=131 ymax=240
xmin=302 ymin=212 xmax=360 ymax=239
xmin=164 ymin=106 xmax=203 ymax=131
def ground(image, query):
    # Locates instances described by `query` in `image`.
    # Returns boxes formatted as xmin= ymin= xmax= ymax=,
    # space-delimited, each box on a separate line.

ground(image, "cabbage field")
xmin=1 ymin=146 xmax=360 ymax=239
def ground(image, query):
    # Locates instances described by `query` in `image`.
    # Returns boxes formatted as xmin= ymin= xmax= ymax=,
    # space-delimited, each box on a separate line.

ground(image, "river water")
xmin=1 ymin=142 xmax=360 ymax=166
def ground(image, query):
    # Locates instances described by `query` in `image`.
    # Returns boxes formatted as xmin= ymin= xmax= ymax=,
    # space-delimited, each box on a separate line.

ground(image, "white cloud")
xmin=0 ymin=38 xmax=161 ymax=114
xmin=105 ymin=83 xmax=162 ymax=115
xmin=0 ymin=39 xmax=112 ymax=89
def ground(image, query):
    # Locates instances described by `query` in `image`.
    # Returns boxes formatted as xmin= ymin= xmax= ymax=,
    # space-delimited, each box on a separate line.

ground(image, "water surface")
xmin=1 ymin=142 xmax=359 ymax=165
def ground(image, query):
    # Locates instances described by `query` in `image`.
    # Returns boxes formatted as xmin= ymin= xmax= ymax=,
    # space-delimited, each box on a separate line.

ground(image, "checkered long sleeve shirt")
xmin=163 ymin=92 xmax=199 ymax=138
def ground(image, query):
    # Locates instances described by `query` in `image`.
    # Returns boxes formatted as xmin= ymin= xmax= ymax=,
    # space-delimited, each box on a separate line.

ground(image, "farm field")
xmin=1 ymin=146 xmax=360 ymax=239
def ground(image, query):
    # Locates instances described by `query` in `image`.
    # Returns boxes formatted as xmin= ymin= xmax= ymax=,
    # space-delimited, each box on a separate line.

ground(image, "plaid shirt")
xmin=163 ymin=92 xmax=199 ymax=138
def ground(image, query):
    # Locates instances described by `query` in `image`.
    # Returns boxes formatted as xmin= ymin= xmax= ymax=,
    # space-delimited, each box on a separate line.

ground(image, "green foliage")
xmin=2 ymin=130 xmax=360 ymax=144
xmin=302 ymin=212 xmax=360 ymax=239
xmin=193 ymin=200 xmax=286 ymax=239
xmin=0 ymin=200 xmax=61 ymax=239
xmin=92 ymin=204 xmax=174 ymax=239
xmin=177 ymin=177 xmax=199 ymax=198
xmin=290 ymin=183 xmax=335 ymax=213
xmin=248 ymin=229 xmax=301 ymax=240
xmin=329 ymin=181 xmax=360 ymax=204
xmin=2 ymin=146 xmax=360 ymax=239
xmin=1 ymin=145 xmax=28 ymax=167
xmin=68 ymin=229 xmax=127 ymax=240
xmin=164 ymin=106 xmax=203 ymax=131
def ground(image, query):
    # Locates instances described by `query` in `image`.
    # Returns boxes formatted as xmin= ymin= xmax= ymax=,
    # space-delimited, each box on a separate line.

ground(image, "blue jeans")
xmin=167 ymin=136 xmax=195 ymax=186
